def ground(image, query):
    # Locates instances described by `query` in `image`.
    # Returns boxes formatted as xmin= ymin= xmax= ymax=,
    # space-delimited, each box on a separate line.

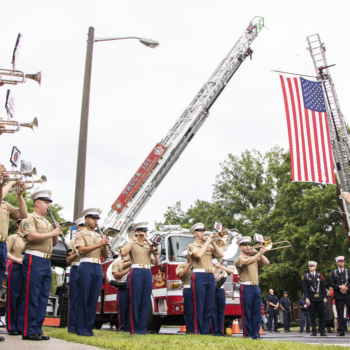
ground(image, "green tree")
xmin=3 ymin=189 xmax=68 ymax=236
xmin=159 ymin=147 xmax=350 ymax=302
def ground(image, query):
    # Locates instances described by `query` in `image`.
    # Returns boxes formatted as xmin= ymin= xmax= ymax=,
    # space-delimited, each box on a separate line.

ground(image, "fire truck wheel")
xmin=147 ymin=303 xmax=161 ymax=333
xmin=93 ymin=320 xmax=103 ymax=329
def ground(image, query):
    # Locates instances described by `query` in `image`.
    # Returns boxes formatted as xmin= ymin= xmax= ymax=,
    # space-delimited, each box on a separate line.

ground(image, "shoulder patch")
xmin=22 ymin=221 xmax=29 ymax=231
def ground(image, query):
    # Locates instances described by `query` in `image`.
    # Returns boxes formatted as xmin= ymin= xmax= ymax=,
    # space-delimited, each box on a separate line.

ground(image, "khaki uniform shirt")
xmin=21 ymin=211 xmax=54 ymax=254
xmin=0 ymin=201 xmax=19 ymax=238
xmin=75 ymin=228 xmax=104 ymax=260
xmin=234 ymin=254 xmax=268 ymax=282
xmin=112 ymin=255 xmax=131 ymax=281
xmin=68 ymin=238 xmax=80 ymax=263
xmin=7 ymin=233 xmax=25 ymax=259
xmin=129 ymin=241 xmax=155 ymax=265
xmin=187 ymin=241 xmax=219 ymax=270
xmin=176 ymin=262 xmax=192 ymax=285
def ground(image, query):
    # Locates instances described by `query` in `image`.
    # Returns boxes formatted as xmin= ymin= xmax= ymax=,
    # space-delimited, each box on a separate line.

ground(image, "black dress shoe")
xmin=0 ymin=336 xmax=4 ymax=342
xmin=306 ymin=331 xmax=310 ymax=333
xmin=8 ymin=331 xmax=19 ymax=335
xmin=22 ymin=334 xmax=42 ymax=341
xmin=17 ymin=331 xmax=22 ymax=335
xmin=274 ymin=330 xmax=280 ymax=333
xmin=336 ymin=333 xmax=345 ymax=336
xmin=299 ymin=331 xmax=303 ymax=333
xmin=310 ymin=333 xmax=317 ymax=336
xmin=320 ymin=333 xmax=327 ymax=336
xmin=38 ymin=333 xmax=50 ymax=340
xmin=328 ymin=330 xmax=334 ymax=333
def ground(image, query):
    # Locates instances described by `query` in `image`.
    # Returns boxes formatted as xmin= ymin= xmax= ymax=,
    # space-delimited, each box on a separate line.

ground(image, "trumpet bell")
xmin=25 ymin=71 xmax=41 ymax=86
xmin=215 ymin=238 xmax=227 ymax=251
xmin=20 ymin=117 xmax=38 ymax=133
xmin=265 ymin=243 xmax=273 ymax=251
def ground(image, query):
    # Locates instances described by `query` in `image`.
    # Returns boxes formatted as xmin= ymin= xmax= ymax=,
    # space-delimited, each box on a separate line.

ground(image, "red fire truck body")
xmin=94 ymin=230 xmax=246 ymax=331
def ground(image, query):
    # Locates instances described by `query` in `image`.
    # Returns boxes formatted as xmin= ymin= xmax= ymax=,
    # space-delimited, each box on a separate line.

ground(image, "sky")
xmin=1 ymin=0 xmax=349 ymax=231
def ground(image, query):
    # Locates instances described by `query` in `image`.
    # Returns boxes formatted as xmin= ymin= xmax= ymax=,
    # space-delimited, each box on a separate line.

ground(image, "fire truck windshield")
xmin=167 ymin=235 xmax=194 ymax=262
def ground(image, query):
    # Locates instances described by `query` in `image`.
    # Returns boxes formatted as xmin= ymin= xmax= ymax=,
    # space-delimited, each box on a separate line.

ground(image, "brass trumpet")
xmin=0 ymin=68 xmax=41 ymax=86
xmin=248 ymin=236 xmax=292 ymax=252
xmin=0 ymin=168 xmax=37 ymax=184
xmin=11 ymin=175 xmax=47 ymax=192
xmin=0 ymin=117 xmax=38 ymax=134
xmin=204 ymin=230 xmax=233 ymax=251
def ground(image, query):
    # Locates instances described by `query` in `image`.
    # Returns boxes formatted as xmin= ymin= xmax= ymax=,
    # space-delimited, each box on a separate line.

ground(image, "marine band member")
xmin=6 ymin=219 xmax=25 ymax=335
xmin=21 ymin=189 xmax=61 ymax=341
xmin=212 ymin=259 xmax=233 ymax=336
xmin=0 ymin=180 xmax=28 ymax=313
xmin=111 ymin=254 xmax=131 ymax=332
xmin=234 ymin=236 xmax=269 ymax=339
xmin=302 ymin=261 xmax=327 ymax=337
xmin=75 ymin=208 xmax=108 ymax=336
xmin=187 ymin=223 xmax=224 ymax=335
xmin=329 ymin=256 xmax=350 ymax=337
xmin=176 ymin=250 xmax=193 ymax=334
xmin=67 ymin=217 xmax=85 ymax=334
xmin=120 ymin=222 xmax=160 ymax=335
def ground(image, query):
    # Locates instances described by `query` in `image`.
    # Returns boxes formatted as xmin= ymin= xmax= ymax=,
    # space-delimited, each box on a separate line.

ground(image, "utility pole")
xmin=73 ymin=27 xmax=94 ymax=222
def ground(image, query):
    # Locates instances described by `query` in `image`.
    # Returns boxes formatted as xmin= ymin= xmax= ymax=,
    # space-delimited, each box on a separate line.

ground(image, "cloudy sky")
xmin=1 ymin=0 xmax=349 ymax=230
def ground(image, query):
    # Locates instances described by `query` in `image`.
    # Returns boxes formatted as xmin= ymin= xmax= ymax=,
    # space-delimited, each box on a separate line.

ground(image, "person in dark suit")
xmin=329 ymin=256 xmax=350 ymax=337
xmin=302 ymin=261 xmax=327 ymax=337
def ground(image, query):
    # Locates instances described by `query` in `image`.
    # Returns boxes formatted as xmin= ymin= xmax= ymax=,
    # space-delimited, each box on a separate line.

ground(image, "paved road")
xmin=159 ymin=326 xmax=350 ymax=346
xmin=0 ymin=332 xmax=102 ymax=350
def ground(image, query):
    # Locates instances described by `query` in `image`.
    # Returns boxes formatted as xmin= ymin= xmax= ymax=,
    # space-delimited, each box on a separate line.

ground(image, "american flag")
xmin=279 ymin=75 xmax=335 ymax=184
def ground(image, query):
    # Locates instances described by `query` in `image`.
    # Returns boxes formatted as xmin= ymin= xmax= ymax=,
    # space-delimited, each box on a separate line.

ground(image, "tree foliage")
xmin=158 ymin=147 xmax=350 ymax=302
xmin=3 ymin=189 xmax=68 ymax=236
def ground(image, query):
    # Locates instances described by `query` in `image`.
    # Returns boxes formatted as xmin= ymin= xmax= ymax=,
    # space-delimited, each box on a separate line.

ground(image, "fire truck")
xmin=92 ymin=16 xmax=266 ymax=330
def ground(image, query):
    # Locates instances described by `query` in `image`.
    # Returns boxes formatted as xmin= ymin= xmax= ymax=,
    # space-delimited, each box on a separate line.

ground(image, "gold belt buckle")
xmin=43 ymin=253 xmax=51 ymax=260
xmin=93 ymin=258 xmax=99 ymax=264
xmin=140 ymin=264 xmax=145 ymax=269
xmin=252 ymin=282 xmax=258 ymax=286
xmin=206 ymin=269 xmax=212 ymax=273
xmin=0 ymin=235 xmax=6 ymax=243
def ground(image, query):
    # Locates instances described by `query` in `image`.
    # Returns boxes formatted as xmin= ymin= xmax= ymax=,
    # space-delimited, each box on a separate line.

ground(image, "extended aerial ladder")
xmin=307 ymin=34 xmax=350 ymax=242
xmin=101 ymin=17 xmax=265 ymax=248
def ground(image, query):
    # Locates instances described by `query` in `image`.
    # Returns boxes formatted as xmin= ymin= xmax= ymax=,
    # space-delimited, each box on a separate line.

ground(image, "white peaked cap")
xmin=74 ymin=217 xmax=86 ymax=227
xmin=82 ymin=208 xmax=102 ymax=219
xmin=31 ymin=189 xmax=53 ymax=202
xmin=335 ymin=256 xmax=345 ymax=262
xmin=236 ymin=236 xmax=252 ymax=246
xmin=189 ymin=223 xmax=205 ymax=235
xmin=308 ymin=261 xmax=317 ymax=266
xmin=132 ymin=221 xmax=149 ymax=231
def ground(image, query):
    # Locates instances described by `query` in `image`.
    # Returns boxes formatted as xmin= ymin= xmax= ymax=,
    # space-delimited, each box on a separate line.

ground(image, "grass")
xmin=43 ymin=327 xmax=346 ymax=350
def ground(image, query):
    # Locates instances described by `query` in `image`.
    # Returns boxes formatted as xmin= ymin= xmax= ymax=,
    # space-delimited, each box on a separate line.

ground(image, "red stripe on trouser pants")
xmin=192 ymin=273 xmax=197 ymax=334
xmin=129 ymin=269 xmax=134 ymax=334
xmin=24 ymin=255 xmax=33 ymax=337
xmin=7 ymin=263 xmax=13 ymax=331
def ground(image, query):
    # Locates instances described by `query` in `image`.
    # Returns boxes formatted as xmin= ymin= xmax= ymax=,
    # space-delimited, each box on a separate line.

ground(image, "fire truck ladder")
xmin=307 ymin=34 xmax=350 ymax=240
xmin=103 ymin=16 xmax=265 ymax=247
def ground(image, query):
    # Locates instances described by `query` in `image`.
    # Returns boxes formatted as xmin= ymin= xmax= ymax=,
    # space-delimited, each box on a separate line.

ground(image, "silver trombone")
xmin=0 ymin=117 xmax=38 ymax=134
xmin=0 ymin=68 xmax=41 ymax=86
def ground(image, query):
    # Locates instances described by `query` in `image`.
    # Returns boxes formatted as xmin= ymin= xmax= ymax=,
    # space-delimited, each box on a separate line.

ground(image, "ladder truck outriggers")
xmin=93 ymin=17 xmax=265 ymax=331
xmin=307 ymin=34 xmax=350 ymax=243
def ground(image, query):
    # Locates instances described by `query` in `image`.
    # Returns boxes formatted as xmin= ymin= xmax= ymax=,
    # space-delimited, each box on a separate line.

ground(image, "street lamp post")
xmin=73 ymin=27 xmax=159 ymax=225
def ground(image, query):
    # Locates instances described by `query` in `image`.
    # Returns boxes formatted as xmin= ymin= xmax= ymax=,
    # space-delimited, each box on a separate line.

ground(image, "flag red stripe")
xmin=324 ymin=113 xmax=335 ymax=184
xmin=287 ymin=78 xmax=301 ymax=180
xmin=280 ymin=76 xmax=295 ymax=181
xmin=311 ymin=110 xmax=322 ymax=181
xmin=318 ymin=112 xmax=329 ymax=183
xmin=304 ymin=109 xmax=315 ymax=182
xmin=293 ymin=78 xmax=309 ymax=181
